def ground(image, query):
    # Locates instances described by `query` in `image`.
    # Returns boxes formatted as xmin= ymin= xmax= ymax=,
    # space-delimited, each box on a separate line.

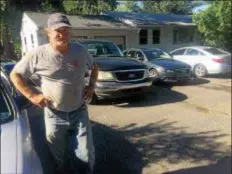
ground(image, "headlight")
xmin=149 ymin=68 xmax=159 ymax=77
xmin=98 ymin=71 xmax=115 ymax=81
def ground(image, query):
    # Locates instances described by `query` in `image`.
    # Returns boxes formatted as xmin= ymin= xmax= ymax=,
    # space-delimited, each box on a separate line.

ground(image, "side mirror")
xmin=15 ymin=95 xmax=32 ymax=110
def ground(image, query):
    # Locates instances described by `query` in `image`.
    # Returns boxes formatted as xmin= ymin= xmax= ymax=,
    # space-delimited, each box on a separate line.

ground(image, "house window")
xmin=31 ymin=34 xmax=34 ymax=47
xmin=153 ymin=29 xmax=160 ymax=44
xmin=139 ymin=29 xmax=148 ymax=45
xmin=173 ymin=28 xmax=194 ymax=44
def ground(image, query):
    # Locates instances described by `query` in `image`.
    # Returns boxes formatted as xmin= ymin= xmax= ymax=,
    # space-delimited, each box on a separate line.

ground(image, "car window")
xmin=127 ymin=50 xmax=136 ymax=58
xmin=80 ymin=41 xmax=124 ymax=57
xmin=171 ymin=49 xmax=186 ymax=56
xmin=144 ymin=50 xmax=172 ymax=60
xmin=135 ymin=51 xmax=145 ymax=61
xmin=202 ymin=47 xmax=228 ymax=55
xmin=123 ymin=50 xmax=128 ymax=57
xmin=135 ymin=51 xmax=143 ymax=58
xmin=0 ymin=86 xmax=13 ymax=124
xmin=186 ymin=49 xmax=201 ymax=56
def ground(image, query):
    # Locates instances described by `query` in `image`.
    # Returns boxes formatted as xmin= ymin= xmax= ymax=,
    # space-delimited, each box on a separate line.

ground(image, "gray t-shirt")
xmin=14 ymin=43 xmax=94 ymax=112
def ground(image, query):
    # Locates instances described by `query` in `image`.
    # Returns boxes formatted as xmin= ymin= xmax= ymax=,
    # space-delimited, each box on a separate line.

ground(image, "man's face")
xmin=47 ymin=26 xmax=71 ymax=47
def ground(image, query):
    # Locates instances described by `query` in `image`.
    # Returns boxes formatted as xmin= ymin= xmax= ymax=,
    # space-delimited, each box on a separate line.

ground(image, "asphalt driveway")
xmin=27 ymin=75 xmax=231 ymax=174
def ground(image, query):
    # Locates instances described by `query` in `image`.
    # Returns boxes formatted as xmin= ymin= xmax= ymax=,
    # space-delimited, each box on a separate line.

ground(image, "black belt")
xmin=48 ymin=103 xmax=86 ymax=115
xmin=48 ymin=107 xmax=79 ymax=115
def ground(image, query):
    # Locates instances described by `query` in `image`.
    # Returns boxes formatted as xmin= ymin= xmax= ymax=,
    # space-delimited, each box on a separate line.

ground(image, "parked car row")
xmin=2 ymin=41 xmax=231 ymax=105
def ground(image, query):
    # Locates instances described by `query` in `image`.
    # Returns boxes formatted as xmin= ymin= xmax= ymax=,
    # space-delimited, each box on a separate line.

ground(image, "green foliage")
xmin=116 ymin=1 xmax=141 ymax=12
xmin=193 ymin=1 xmax=232 ymax=52
xmin=0 ymin=0 xmax=117 ymax=59
xmin=143 ymin=0 xmax=204 ymax=14
xmin=63 ymin=0 xmax=117 ymax=15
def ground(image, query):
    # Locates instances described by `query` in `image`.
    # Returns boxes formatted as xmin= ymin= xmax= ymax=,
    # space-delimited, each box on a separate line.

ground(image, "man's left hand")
xmin=84 ymin=86 xmax=95 ymax=102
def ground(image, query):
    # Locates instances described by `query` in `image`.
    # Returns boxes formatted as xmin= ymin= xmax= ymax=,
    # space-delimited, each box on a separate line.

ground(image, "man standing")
xmin=10 ymin=13 xmax=98 ymax=174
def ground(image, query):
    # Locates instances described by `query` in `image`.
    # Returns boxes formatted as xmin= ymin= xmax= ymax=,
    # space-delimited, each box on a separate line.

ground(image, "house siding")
xmin=132 ymin=26 xmax=200 ymax=52
xmin=71 ymin=29 xmax=137 ymax=49
xmin=21 ymin=12 xmax=200 ymax=55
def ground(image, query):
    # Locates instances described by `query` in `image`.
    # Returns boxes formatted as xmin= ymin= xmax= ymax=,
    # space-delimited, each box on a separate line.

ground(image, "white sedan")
xmin=170 ymin=46 xmax=231 ymax=77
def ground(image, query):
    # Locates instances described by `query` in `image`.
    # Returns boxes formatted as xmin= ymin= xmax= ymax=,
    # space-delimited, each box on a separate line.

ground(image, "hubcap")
xmin=195 ymin=65 xmax=205 ymax=76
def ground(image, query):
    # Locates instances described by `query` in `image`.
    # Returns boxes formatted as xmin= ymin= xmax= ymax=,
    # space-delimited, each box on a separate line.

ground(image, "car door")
xmin=123 ymin=50 xmax=129 ymax=57
xmin=0 ymin=83 xmax=17 ymax=174
xmin=170 ymin=48 xmax=187 ymax=62
xmin=185 ymin=48 xmax=206 ymax=67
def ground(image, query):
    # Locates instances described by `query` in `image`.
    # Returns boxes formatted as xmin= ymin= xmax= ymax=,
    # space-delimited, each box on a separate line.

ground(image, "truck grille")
xmin=114 ymin=69 xmax=145 ymax=82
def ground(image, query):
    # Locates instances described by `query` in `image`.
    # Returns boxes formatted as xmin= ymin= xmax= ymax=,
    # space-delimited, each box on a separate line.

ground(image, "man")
xmin=10 ymin=13 xmax=98 ymax=174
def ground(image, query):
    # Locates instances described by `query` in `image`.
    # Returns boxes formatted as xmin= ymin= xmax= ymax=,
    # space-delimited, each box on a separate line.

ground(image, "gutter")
xmin=37 ymin=27 xmax=137 ymax=31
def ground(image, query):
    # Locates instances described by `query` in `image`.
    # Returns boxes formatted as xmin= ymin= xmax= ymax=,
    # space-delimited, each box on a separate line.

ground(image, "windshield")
xmin=80 ymin=41 xmax=124 ymax=57
xmin=0 ymin=87 xmax=13 ymax=124
xmin=203 ymin=48 xmax=228 ymax=55
xmin=144 ymin=50 xmax=173 ymax=60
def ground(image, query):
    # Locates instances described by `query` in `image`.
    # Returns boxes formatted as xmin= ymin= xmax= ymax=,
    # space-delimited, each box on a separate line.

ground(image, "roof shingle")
xmin=25 ymin=12 xmax=134 ymax=29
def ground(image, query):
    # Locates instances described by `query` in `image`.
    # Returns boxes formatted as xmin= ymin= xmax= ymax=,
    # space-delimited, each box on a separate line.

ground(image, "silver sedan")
xmin=123 ymin=48 xmax=192 ymax=83
xmin=0 ymin=73 xmax=43 ymax=174
xmin=170 ymin=46 xmax=231 ymax=77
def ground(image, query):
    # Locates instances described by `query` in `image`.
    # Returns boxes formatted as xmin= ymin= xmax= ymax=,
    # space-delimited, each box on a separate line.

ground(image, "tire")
xmin=194 ymin=64 xmax=207 ymax=77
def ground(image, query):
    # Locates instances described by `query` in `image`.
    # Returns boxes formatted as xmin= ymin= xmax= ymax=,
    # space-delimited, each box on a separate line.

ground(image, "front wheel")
xmin=194 ymin=64 xmax=207 ymax=77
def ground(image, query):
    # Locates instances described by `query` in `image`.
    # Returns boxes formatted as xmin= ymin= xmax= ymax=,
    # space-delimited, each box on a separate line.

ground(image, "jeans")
xmin=44 ymin=104 xmax=95 ymax=174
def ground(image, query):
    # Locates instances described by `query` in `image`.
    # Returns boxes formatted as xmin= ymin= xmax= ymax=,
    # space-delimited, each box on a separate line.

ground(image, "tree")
xmin=63 ymin=0 xmax=117 ymax=15
xmin=143 ymin=0 xmax=205 ymax=15
xmin=0 ymin=0 xmax=117 ymax=59
xmin=116 ymin=1 xmax=141 ymax=12
xmin=193 ymin=1 xmax=232 ymax=52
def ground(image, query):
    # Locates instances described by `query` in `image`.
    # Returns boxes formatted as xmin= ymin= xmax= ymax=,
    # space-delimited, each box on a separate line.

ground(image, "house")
xmin=20 ymin=11 xmax=137 ymax=55
xmin=21 ymin=11 xmax=200 ymax=55
xmin=103 ymin=11 xmax=201 ymax=52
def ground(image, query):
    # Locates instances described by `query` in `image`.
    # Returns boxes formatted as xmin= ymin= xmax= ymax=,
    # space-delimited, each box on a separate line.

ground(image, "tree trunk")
xmin=2 ymin=23 xmax=17 ymax=60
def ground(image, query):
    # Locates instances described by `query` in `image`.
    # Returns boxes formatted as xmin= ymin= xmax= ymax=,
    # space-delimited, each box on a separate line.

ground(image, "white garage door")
xmin=94 ymin=36 xmax=126 ymax=51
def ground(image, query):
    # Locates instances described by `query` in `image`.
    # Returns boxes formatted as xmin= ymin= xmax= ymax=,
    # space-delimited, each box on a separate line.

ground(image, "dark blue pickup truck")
xmin=78 ymin=40 xmax=152 ymax=104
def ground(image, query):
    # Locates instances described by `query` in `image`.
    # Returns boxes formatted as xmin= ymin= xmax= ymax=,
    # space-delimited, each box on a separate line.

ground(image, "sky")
xmin=193 ymin=4 xmax=211 ymax=13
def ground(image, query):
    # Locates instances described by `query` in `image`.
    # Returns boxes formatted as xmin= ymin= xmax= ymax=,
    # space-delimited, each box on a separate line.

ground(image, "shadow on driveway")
xmin=27 ymin=107 xmax=230 ymax=174
xmin=95 ymin=85 xmax=188 ymax=108
xmin=172 ymin=78 xmax=211 ymax=86
xmin=113 ymin=119 xmax=231 ymax=169
xmin=92 ymin=121 xmax=142 ymax=174
xmin=207 ymin=73 xmax=231 ymax=79
xmin=27 ymin=107 xmax=143 ymax=174
xmin=163 ymin=156 xmax=231 ymax=174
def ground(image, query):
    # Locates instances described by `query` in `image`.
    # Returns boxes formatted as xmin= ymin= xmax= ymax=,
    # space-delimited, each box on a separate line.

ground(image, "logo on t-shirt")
xmin=72 ymin=60 xmax=80 ymax=68
xmin=67 ymin=61 xmax=79 ymax=71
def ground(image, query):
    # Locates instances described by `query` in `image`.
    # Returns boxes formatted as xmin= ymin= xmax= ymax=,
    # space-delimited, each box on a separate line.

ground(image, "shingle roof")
xmin=24 ymin=12 xmax=134 ymax=30
xmin=103 ymin=11 xmax=195 ymax=27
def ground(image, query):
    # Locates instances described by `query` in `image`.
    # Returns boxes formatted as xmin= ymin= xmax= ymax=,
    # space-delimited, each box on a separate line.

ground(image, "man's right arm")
xmin=10 ymin=70 xmax=37 ymax=99
xmin=10 ymin=70 xmax=52 ymax=108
